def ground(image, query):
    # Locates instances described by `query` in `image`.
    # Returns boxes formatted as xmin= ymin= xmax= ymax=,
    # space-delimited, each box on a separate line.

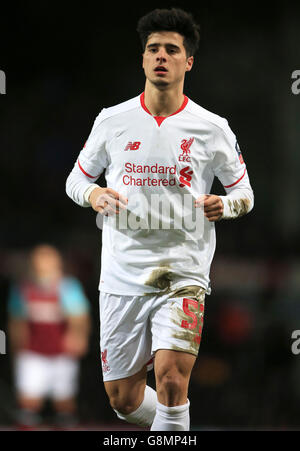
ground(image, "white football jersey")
xmin=66 ymin=93 xmax=253 ymax=295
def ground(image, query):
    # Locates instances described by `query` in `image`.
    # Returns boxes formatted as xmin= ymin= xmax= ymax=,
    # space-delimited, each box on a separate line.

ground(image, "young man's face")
xmin=142 ymin=31 xmax=194 ymax=89
xmin=30 ymin=246 xmax=63 ymax=284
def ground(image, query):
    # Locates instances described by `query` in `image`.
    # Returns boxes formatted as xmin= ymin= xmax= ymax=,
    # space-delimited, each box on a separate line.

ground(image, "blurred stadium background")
xmin=0 ymin=1 xmax=300 ymax=430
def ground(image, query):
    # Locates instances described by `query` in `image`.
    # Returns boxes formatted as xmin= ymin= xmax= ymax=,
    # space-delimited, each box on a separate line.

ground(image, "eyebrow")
xmin=146 ymin=43 xmax=181 ymax=50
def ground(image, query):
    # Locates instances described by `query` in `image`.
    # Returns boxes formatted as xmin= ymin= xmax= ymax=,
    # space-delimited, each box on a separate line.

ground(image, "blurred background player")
xmin=7 ymin=244 xmax=91 ymax=428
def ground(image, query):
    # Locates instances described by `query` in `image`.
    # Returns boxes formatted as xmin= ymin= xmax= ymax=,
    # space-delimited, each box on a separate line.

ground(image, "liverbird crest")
xmin=180 ymin=138 xmax=194 ymax=155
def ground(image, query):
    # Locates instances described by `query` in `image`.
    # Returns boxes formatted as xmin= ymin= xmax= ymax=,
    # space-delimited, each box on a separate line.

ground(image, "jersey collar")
xmin=140 ymin=92 xmax=188 ymax=127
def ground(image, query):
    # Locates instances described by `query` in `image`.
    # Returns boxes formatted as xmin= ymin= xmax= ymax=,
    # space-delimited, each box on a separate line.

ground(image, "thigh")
xmin=99 ymin=291 xmax=153 ymax=382
xmin=104 ymin=364 xmax=147 ymax=407
xmin=51 ymin=355 xmax=79 ymax=400
xmin=15 ymin=351 xmax=51 ymax=399
xmin=155 ymin=349 xmax=196 ymax=378
xmin=151 ymin=286 xmax=205 ymax=357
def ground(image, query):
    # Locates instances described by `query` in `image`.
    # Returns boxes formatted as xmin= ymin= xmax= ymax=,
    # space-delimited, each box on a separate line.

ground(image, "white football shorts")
xmin=99 ymin=285 xmax=205 ymax=381
xmin=15 ymin=351 xmax=79 ymax=400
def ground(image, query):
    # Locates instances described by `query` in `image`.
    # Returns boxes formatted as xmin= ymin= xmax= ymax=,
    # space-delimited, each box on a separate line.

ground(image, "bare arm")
xmin=62 ymin=313 xmax=91 ymax=358
xmin=8 ymin=318 xmax=29 ymax=353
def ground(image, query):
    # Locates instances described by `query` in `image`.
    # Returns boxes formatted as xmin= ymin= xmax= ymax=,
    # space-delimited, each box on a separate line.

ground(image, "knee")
xmin=156 ymin=368 xmax=186 ymax=399
xmin=107 ymin=389 xmax=141 ymax=415
xmin=18 ymin=396 xmax=43 ymax=412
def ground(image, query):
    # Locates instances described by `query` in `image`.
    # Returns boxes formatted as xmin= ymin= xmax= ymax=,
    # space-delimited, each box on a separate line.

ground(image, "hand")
xmin=195 ymin=194 xmax=224 ymax=222
xmin=62 ymin=332 xmax=88 ymax=358
xmin=89 ymin=187 xmax=128 ymax=216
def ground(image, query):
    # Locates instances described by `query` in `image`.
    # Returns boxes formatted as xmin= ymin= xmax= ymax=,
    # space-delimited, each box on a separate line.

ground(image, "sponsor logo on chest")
xmin=121 ymin=137 xmax=195 ymax=188
xmin=124 ymin=141 xmax=141 ymax=151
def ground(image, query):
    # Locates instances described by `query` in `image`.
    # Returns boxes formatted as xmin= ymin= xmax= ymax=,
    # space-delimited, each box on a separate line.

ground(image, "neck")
xmin=144 ymin=81 xmax=185 ymax=117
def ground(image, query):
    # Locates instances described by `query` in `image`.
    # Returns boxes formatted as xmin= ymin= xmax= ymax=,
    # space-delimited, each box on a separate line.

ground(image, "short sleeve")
xmin=77 ymin=109 xmax=110 ymax=179
xmin=59 ymin=277 xmax=90 ymax=316
xmin=7 ymin=285 xmax=27 ymax=318
xmin=211 ymin=121 xmax=247 ymax=188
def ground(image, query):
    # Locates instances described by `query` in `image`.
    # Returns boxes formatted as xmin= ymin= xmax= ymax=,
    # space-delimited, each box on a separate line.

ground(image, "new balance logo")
xmin=179 ymin=166 xmax=193 ymax=188
xmin=124 ymin=141 xmax=141 ymax=151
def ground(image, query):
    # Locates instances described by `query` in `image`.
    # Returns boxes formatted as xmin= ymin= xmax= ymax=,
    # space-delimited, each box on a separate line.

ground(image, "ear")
xmin=186 ymin=56 xmax=194 ymax=72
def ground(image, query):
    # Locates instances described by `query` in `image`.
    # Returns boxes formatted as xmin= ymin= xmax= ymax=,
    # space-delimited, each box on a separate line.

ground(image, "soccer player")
xmin=8 ymin=245 xmax=90 ymax=427
xmin=66 ymin=8 xmax=254 ymax=431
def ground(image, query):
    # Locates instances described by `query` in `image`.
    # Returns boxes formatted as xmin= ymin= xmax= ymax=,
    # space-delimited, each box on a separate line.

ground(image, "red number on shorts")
xmin=181 ymin=298 xmax=198 ymax=330
xmin=181 ymin=297 xmax=204 ymax=344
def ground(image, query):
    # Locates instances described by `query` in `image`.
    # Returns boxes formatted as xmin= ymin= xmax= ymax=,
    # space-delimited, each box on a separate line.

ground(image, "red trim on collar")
xmin=140 ymin=92 xmax=188 ymax=126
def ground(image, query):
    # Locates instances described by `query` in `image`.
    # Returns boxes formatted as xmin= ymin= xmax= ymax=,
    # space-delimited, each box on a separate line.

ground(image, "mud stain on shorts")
xmin=171 ymin=285 xmax=205 ymax=299
xmin=170 ymin=287 xmax=205 ymax=356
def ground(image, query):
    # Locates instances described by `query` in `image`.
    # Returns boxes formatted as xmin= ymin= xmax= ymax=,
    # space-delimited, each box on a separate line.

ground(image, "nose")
xmin=156 ymin=48 xmax=167 ymax=62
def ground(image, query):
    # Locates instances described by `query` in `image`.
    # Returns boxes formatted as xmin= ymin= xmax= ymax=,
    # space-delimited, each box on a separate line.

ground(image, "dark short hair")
xmin=137 ymin=8 xmax=200 ymax=57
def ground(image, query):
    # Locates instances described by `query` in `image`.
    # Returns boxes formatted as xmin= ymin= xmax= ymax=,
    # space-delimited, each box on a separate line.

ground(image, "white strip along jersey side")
xmin=66 ymin=94 xmax=254 ymax=296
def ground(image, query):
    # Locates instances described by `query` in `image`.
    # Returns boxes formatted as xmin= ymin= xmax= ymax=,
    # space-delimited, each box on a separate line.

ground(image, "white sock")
xmin=151 ymin=399 xmax=190 ymax=431
xmin=114 ymin=385 xmax=157 ymax=427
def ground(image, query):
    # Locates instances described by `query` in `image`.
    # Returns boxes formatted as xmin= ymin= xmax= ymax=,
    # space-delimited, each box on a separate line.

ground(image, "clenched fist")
xmin=89 ymin=187 xmax=128 ymax=216
xmin=195 ymin=194 xmax=224 ymax=222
